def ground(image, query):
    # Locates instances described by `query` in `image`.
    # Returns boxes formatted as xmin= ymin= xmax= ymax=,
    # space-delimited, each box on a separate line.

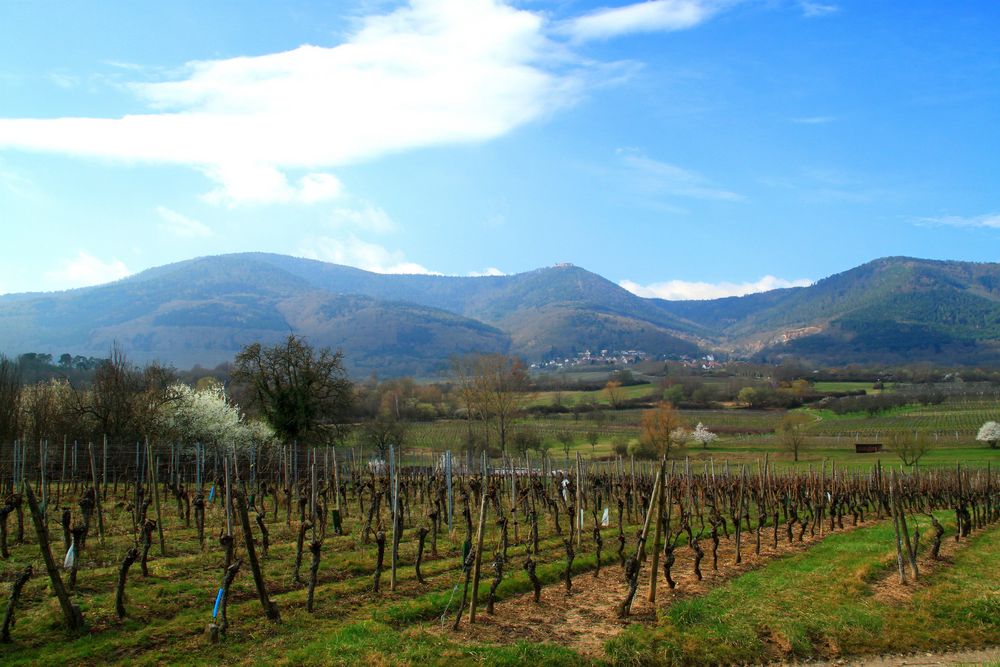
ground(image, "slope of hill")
xmin=0 ymin=255 xmax=510 ymax=376
xmin=655 ymin=257 xmax=1000 ymax=364
xmin=3 ymin=254 xmax=1000 ymax=375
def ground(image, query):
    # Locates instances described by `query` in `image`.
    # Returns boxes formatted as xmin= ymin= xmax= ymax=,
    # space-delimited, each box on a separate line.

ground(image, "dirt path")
xmin=441 ymin=519 xmax=858 ymax=656
xmin=872 ymin=519 xmax=975 ymax=605
xmin=802 ymin=646 xmax=1000 ymax=666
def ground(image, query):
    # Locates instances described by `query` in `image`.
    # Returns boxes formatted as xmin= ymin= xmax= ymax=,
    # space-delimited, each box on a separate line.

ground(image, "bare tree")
xmin=452 ymin=354 xmax=530 ymax=455
xmin=777 ymin=413 xmax=812 ymax=462
xmin=604 ymin=380 xmax=624 ymax=409
xmin=892 ymin=432 xmax=929 ymax=467
xmin=71 ymin=343 xmax=177 ymax=443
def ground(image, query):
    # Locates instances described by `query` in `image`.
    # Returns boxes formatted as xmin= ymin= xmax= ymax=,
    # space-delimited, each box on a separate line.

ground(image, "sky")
xmin=0 ymin=0 xmax=998 ymax=299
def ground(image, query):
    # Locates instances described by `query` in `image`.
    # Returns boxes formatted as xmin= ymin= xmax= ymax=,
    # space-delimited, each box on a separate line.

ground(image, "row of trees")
xmin=0 ymin=344 xmax=278 ymax=449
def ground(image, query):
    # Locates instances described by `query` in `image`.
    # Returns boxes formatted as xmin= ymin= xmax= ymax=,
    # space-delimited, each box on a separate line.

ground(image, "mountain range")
xmin=2 ymin=254 xmax=999 ymax=376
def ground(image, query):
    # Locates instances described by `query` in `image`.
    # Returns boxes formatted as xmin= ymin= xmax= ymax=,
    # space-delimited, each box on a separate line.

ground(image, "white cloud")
xmin=0 ymin=0 xmax=741 ymax=207
xmin=298 ymin=173 xmax=344 ymax=204
xmin=44 ymin=251 xmax=132 ymax=290
xmin=617 ymin=148 xmax=742 ymax=201
xmin=620 ymin=275 xmax=812 ymax=300
xmin=469 ymin=267 xmax=506 ymax=277
xmin=916 ymin=213 xmax=1000 ymax=229
xmin=0 ymin=0 xmax=583 ymax=203
xmin=329 ymin=203 xmax=396 ymax=234
xmin=200 ymin=164 xmax=343 ymax=206
xmin=156 ymin=206 xmax=213 ymax=238
xmin=561 ymin=0 xmax=725 ymax=42
xmin=301 ymin=234 xmax=438 ymax=275
xmin=799 ymin=1 xmax=839 ymax=18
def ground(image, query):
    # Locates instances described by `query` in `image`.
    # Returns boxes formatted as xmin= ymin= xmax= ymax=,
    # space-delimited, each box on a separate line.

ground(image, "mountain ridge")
xmin=3 ymin=253 xmax=1000 ymax=375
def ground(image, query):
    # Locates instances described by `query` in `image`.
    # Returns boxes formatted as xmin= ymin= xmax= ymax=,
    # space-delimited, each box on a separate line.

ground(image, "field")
xmin=402 ymin=394 xmax=999 ymax=470
xmin=0 ymin=431 xmax=996 ymax=666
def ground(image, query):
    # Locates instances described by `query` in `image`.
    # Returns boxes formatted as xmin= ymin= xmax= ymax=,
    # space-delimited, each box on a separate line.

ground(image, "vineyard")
xmin=0 ymin=440 xmax=996 ymax=666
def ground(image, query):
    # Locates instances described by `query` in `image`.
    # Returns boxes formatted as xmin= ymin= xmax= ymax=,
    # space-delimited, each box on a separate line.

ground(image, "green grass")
xmin=605 ymin=517 xmax=1000 ymax=665
xmin=1 ymin=487 xmax=997 ymax=666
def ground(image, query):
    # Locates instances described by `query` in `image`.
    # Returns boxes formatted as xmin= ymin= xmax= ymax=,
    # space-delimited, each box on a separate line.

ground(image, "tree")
xmin=586 ymin=430 xmax=599 ymax=456
xmin=891 ymin=431 xmax=928 ymax=467
xmin=452 ymin=353 xmax=530 ymax=454
xmin=233 ymin=335 xmax=353 ymax=445
xmin=511 ymin=427 xmax=541 ymax=457
xmin=691 ymin=422 xmax=717 ymax=449
xmin=360 ymin=412 xmax=407 ymax=460
xmin=71 ymin=343 xmax=178 ymax=443
xmin=604 ymin=380 xmax=624 ymax=409
xmin=20 ymin=379 xmax=76 ymax=445
xmin=0 ymin=355 xmax=21 ymax=442
xmin=557 ymin=431 xmax=576 ymax=460
xmin=611 ymin=436 xmax=628 ymax=457
xmin=639 ymin=401 xmax=686 ymax=459
xmin=976 ymin=421 xmax=1000 ymax=449
xmin=162 ymin=381 xmax=273 ymax=452
xmin=534 ymin=436 xmax=554 ymax=458
xmin=777 ymin=413 xmax=811 ymax=462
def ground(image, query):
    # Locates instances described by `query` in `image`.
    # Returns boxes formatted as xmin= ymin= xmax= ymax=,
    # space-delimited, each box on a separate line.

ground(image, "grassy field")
xmin=606 ymin=516 xmax=1000 ymax=665
xmin=396 ymin=394 xmax=999 ymax=471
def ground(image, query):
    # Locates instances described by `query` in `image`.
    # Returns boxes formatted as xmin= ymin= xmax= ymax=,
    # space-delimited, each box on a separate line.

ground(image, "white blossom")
xmin=691 ymin=422 xmax=718 ymax=448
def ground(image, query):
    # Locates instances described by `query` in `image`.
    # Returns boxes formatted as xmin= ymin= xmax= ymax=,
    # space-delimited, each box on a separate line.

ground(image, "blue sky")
xmin=1 ymin=0 xmax=997 ymax=298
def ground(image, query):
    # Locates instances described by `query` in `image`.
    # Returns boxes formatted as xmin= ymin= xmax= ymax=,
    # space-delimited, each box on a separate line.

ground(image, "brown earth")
xmin=872 ymin=519 xmax=973 ymax=605
xmin=440 ymin=518 xmax=861 ymax=656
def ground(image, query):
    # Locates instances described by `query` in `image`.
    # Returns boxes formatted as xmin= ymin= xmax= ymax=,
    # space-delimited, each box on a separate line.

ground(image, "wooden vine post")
xmin=468 ymin=470 xmax=489 ymax=624
xmin=648 ymin=457 xmax=667 ymax=603
xmin=87 ymin=442 xmax=105 ymax=543
xmin=146 ymin=439 xmax=166 ymax=556
xmin=23 ymin=483 xmax=83 ymax=631
xmin=390 ymin=445 xmax=399 ymax=591
xmin=234 ymin=486 xmax=280 ymax=622
xmin=618 ymin=466 xmax=662 ymax=618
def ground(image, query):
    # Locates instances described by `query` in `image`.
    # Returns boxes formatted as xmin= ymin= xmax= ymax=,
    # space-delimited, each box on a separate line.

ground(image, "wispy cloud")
xmin=329 ymin=203 xmax=397 ymax=235
xmin=791 ymin=115 xmax=834 ymax=124
xmin=300 ymin=234 xmax=438 ymax=275
xmin=0 ymin=164 xmax=36 ymax=198
xmin=621 ymin=275 xmax=811 ymax=300
xmin=799 ymin=1 xmax=839 ymax=18
xmin=916 ymin=213 xmax=1000 ymax=229
xmin=44 ymin=251 xmax=131 ymax=290
xmin=617 ymin=148 xmax=742 ymax=201
xmin=156 ymin=206 xmax=213 ymax=238
xmin=560 ymin=0 xmax=727 ymax=42
xmin=48 ymin=72 xmax=80 ymax=89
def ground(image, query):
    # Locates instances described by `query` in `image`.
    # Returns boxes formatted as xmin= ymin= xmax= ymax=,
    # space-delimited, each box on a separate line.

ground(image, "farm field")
xmin=0 ymin=441 xmax=996 ymax=667
xmin=400 ymin=394 xmax=1000 ymax=471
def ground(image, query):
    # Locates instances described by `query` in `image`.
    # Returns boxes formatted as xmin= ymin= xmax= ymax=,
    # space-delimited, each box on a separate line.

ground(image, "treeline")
xmin=819 ymin=390 xmax=946 ymax=416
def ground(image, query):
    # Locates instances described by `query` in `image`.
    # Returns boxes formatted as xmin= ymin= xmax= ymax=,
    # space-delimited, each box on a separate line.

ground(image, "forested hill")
xmin=2 ymin=254 xmax=1000 ymax=375
xmin=654 ymin=257 xmax=1000 ymax=365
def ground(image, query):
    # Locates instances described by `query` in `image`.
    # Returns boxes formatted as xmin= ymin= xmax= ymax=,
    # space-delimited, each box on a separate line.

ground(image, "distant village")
xmin=532 ymin=349 xmax=724 ymax=371
xmin=531 ymin=349 xmax=647 ymax=369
